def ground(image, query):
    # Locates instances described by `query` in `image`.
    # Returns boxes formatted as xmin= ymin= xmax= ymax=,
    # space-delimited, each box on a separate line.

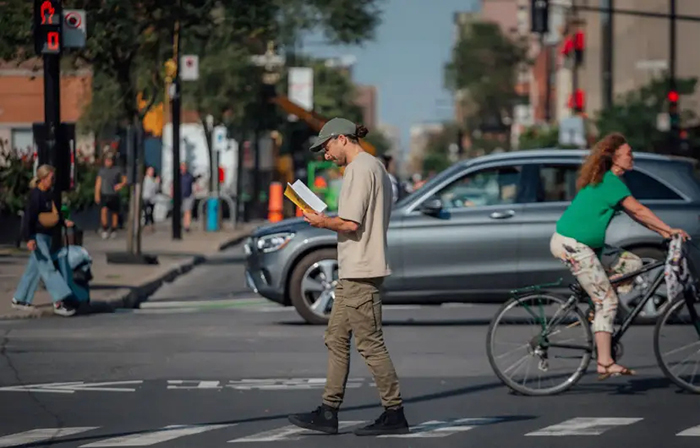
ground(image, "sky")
xmin=300 ymin=0 xmax=481 ymax=155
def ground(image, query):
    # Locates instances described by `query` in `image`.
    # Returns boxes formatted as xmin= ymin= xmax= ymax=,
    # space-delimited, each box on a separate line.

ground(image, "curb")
xmin=0 ymin=223 xmax=261 ymax=320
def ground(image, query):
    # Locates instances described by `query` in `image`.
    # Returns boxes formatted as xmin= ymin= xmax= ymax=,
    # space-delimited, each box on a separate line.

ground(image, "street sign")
xmin=62 ymin=9 xmax=86 ymax=48
xmin=288 ymin=67 xmax=313 ymax=122
xmin=33 ymin=0 xmax=63 ymax=55
xmin=558 ymin=116 xmax=586 ymax=147
xmin=213 ymin=125 xmax=228 ymax=152
xmin=180 ymin=55 xmax=199 ymax=81
xmin=657 ymin=112 xmax=671 ymax=131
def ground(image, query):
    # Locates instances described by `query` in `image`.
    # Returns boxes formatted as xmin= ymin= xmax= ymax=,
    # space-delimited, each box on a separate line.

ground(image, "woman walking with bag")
xmin=11 ymin=164 xmax=77 ymax=316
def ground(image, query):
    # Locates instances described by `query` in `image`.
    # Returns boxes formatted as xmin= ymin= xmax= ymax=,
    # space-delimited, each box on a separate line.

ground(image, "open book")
xmin=284 ymin=179 xmax=328 ymax=214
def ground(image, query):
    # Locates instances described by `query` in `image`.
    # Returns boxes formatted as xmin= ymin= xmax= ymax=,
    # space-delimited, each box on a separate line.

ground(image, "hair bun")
xmin=355 ymin=125 xmax=369 ymax=138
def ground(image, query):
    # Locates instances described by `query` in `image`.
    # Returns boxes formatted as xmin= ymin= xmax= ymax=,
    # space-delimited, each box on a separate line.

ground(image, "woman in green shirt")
xmin=550 ymin=132 xmax=690 ymax=380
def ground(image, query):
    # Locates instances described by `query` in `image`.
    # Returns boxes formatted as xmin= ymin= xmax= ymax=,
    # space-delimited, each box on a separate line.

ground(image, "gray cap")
xmin=309 ymin=117 xmax=358 ymax=152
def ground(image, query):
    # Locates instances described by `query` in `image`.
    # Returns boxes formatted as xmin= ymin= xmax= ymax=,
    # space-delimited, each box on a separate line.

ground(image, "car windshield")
xmin=394 ymin=163 xmax=466 ymax=208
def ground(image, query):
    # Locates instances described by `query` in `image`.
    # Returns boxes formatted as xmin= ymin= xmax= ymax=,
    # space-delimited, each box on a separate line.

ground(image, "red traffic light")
xmin=668 ymin=91 xmax=679 ymax=102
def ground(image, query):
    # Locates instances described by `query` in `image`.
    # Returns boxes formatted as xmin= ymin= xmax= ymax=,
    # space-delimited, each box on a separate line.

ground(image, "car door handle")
xmin=490 ymin=210 xmax=515 ymax=219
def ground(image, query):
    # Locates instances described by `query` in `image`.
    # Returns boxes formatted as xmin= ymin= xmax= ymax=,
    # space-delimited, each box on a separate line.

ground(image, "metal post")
xmin=669 ymin=0 xmax=678 ymax=154
xmin=43 ymin=53 xmax=62 ymax=249
xmin=540 ymin=34 xmax=551 ymax=122
xmin=571 ymin=4 xmax=579 ymax=114
xmin=602 ymin=0 xmax=614 ymax=110
xmin=171 ymin=17 xmax=182 ymax=239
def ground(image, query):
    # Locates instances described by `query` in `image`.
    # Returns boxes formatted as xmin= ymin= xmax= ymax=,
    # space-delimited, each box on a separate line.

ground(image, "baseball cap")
xmin=309 ymin=117 xmax=358 ymax=153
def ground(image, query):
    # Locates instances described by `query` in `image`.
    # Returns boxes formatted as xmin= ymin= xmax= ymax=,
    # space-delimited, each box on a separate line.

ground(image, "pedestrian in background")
xmin=288 ymin=118 xmax=409 ymax=436
xmin=95 ymin=152 xmax=127 ymax=239
xmin=12 ymin=164 xmax=76 ymax=317
xmin=171 ymin=162 xmax=195 ymax=232
xmin=142 ymin=166 xmax=159 ymax=232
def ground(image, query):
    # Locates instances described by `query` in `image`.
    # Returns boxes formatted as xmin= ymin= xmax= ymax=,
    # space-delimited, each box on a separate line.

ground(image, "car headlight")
xmin=256 ymin=232 xmax=295 ymax=253
xmin=243 ymin=237 xmax=253 ymax=255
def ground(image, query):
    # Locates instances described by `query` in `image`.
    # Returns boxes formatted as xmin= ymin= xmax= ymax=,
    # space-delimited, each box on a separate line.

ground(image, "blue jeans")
xmin=14 ymin=233 xmax=73 ymax=304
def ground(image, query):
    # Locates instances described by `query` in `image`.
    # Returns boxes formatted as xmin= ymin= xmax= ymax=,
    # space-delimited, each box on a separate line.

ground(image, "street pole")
xmin=601 ymin=0 xmax=613 ymax=110
xmin=171 ymin=16 xmax=182 ymax=240
xmin=540 ymin=34 xmax=551 ymax=122
xmin=43 ymin=52 xmax=62 ymax=250
xmin=669 ymin=0 xmax=678 ymax=154
xmin=571 ymin=3 xmax=579 ymax=115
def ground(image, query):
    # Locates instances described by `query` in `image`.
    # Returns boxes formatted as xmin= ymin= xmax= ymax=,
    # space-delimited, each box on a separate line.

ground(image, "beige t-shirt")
xmin=337 ymin=152 xmax=393 ymax=279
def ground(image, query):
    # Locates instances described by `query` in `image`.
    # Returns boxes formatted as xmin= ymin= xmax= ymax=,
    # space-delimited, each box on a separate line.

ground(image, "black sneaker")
xmin=354 ymin=407 xmax=410 ymax=436
xmin=53 ymin=301 xmax=76 ymax=317
xmin=288 ymin=404 xmax=338 ymax=434
xmin=11 ymin=299 xmax=34 ymax=311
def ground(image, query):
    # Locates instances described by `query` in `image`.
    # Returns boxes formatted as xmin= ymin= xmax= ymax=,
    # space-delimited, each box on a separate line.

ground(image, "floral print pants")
xmin=550 ymin=232 xmax=643 ymax=333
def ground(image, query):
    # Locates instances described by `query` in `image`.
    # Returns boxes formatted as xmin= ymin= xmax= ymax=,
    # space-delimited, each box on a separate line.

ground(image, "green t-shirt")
xmin=556 ymin=170 xmax=631 ymax=249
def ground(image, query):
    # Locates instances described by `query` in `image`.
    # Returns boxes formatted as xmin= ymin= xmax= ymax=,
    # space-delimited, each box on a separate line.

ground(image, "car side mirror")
xmin=419 ymin=198 xmax=443 ymax=216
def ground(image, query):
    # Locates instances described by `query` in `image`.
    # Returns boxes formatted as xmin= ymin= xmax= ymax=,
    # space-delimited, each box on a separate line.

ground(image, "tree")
xmin=444 ymin=22 xmax=529 ymax=144
xmin=594 ymin=75 xmax=698 ymax=153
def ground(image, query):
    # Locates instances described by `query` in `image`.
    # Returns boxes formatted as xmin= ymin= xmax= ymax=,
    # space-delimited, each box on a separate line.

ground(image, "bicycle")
xmin=486 ymin=237 xmax=700 ymax=396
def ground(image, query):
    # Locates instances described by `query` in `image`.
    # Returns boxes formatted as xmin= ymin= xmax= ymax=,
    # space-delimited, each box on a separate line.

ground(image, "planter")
xmin=0 ymin=212 xmax=23 ymax=247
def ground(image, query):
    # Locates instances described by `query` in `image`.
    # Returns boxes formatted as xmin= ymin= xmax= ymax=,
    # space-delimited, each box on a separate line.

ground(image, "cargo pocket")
xmin=347 ymin=289 xmax=381 ymax=336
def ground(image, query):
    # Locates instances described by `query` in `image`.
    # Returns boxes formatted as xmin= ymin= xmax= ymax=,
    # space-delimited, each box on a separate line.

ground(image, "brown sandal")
xmin=597 ymin=361 xmax=636 ymax=380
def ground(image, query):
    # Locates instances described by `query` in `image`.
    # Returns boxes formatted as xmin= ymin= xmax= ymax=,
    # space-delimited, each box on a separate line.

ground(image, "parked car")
xmin=244 ymin=149 xmax=700 ymax=324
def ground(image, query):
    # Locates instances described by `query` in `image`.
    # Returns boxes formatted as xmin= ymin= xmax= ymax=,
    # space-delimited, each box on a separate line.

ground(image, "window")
xmin=537 ymin=164 xmax=579 ymax=203
xmin=622 ymin=170 xmax=682 ymax=201
xmin=434 ymin=165 xmax=522 ymax=209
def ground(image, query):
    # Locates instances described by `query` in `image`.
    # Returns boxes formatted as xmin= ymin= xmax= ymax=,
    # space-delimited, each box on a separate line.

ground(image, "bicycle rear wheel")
xmin=653 ymin=295 xmax=700 ymax=394
xmin=486 ymin=293 xmax=593 ymax=396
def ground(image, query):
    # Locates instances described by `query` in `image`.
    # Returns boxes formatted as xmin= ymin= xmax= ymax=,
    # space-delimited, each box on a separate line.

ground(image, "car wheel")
xmin=289 ymin=248 xmax=337 ymax=325
xmin=616 ymin=247 xmax=669 ymax=325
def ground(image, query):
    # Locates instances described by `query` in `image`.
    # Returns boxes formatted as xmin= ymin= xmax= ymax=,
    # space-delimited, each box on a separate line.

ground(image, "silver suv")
xmin=244 ymin=149 xmax=700 ymax=324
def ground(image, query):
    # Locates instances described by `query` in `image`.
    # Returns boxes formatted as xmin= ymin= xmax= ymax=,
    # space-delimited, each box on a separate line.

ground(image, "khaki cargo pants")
xmin=322 ymin=277 xmax=403 ymax=409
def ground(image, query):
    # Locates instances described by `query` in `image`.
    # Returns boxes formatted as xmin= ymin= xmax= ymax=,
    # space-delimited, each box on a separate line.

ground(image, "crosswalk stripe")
xmin=526 ymin=417 xmax=643 ymax=436
xmin=229 ymin=421 xmax=363 ymax=442
xmin=678 ymin=425 xmax=700 ymax=436
xmin=80 ymin=424 xmax=233 ymax=447
xmin=0 ymin=427 xmax=98 ymax=447
xmin=379 ymin=417 xmax=507 ymax=438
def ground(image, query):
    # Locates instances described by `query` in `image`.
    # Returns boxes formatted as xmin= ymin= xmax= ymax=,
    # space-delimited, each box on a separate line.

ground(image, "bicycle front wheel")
xmin=653 ymin=295 xmax=700 ymax=394
xmin=486 ymin=293 xmax=593 ymax=396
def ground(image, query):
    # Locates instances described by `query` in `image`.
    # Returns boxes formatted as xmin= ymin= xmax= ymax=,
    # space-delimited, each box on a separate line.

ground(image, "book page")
xmin=284 ymin=180 xmax=328 ymax=213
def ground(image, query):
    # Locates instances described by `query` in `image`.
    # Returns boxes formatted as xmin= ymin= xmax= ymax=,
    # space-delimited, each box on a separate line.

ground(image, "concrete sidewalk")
xmin=0 ymin=220 xmax=262 ymax=320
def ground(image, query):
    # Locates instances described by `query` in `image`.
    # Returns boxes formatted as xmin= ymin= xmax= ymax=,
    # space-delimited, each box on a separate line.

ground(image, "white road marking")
xmin=379 ymin=417 xmax=506 ymax=438
xmin=0 ymin=427 xmax=98 ymax=447
xmin=678 ymin=424 xmax=700 ymax=436
xmin=139 ymin=298 xmax=267 ymax=309
xmin=167 ymin=380 xmax=222 ymax=390
xmin=526 ymin=417 xmax=643 ymax=436
xmin=229 ymin=421 xmax=363 ymax=442
xmin=225 ymin=378 xmax=364 ymax=390
xmin=81 ymin=424 xmax=233 ymax=447
xmin=0 ymin=381 xmax=142 ymax=393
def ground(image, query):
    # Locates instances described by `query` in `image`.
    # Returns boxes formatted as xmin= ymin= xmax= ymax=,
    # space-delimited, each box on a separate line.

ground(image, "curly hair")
xmin=576 ymin=132 xmax=628 ymax=190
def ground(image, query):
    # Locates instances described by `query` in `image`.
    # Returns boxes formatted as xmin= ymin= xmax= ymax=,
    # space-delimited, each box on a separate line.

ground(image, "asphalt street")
xmin=0 ymin=243 xmax=699 ymax=448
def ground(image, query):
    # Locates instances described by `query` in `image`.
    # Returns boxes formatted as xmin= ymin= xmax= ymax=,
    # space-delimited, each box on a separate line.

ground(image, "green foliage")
xmin=64 ymin=156 xmax=101 ymax=212
xmin=0 ymin=149 xmax=33 ymax=216
xmin=444 ymin=22 xmax=529 ymax=130
xmin=518 ymin=125 xmax=560 ymax=150
xmin=364 ymin=129 xmax=391 ymax=156
xmin=594 ymin=75 xmax=698 ymax=152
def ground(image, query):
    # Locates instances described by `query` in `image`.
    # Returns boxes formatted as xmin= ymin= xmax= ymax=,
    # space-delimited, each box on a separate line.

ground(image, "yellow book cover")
xmin=284 ymin=180 xmax=328 ymax=214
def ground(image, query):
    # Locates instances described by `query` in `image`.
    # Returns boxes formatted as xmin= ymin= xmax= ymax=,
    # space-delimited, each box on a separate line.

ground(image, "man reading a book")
xmin=287 ymin=117 xmax=409 ymax=436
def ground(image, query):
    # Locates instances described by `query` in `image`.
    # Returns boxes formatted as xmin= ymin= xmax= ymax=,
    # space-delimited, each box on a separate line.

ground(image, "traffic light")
xmin=531 ymin=0 xmax=549 ymax=34
xmin=668 ymin=90 xmax=680 ymax=132
xmin=33 ymin=0 xmax=63 ymax=56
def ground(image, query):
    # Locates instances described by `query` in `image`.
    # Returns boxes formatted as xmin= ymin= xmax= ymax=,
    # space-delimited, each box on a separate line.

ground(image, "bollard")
xmin=206 ymin=197 xmax=220 ymax=232
xmin=268 ymin=182 xmax=283 ymax=222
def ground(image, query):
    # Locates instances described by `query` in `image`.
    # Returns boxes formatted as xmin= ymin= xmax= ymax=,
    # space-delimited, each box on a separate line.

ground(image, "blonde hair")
xmin=29 ymin=164 xmax=55 ymax=189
